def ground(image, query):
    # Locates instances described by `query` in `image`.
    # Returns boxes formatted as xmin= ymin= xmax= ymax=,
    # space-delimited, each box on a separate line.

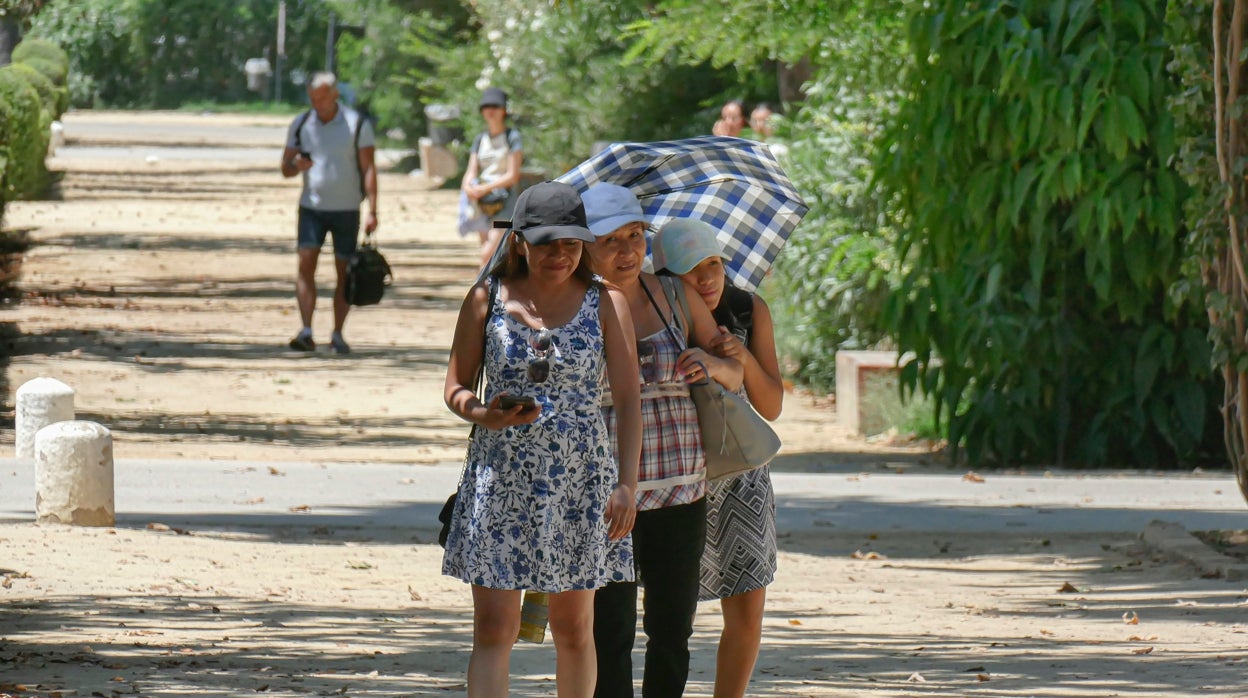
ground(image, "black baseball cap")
xmin=479 ymin=87 xmax=507 ymax=111
xmin=502 ymin=182 xmax=595 ymax=244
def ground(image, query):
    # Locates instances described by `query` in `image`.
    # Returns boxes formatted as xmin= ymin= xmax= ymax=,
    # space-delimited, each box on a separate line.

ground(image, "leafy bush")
xmin=12 ymin=38 xmax=69 ymax=84
xmin=396 ymin=0 xmax=734 ymax=176
xmin=8 ymin=63 xmax=59 ymax=122
xmin=874 ymin=0 xmax=1218 ymax=466
xmin=0 ymin=66 xmax=48 ymax=200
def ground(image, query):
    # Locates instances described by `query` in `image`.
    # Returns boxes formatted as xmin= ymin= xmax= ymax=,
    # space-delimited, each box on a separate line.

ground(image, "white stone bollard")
xmin=35 ymin=420 xmax=114 ymax=527
xmin=16 ymin=377 xmax=76 ymax=458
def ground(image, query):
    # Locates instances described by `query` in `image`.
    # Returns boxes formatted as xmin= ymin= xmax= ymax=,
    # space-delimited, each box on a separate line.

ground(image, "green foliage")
xmin=764 ymin=2 xmax=908 ymax=391
xmin=28 ymin=0 xmax=331 ymax=108
xmin=26 ymin=0 xmax=139 ymax=107
xmin=332 ymin=0 xmax=471 ymax=143
xmin=0 ymin=64 xmax=47 ymax=199
xmin=11 ymin=36 xmax=68 ymax=79
xmin=8 ymin=62 xmax=58 ymax=121
xmin=1165 ymin=1 xmax=1228 ymax=360
xmin=394 ymin=0 xmax=734 ymax=175
xmin=874 ymin=0 xmax=1217 ymax=466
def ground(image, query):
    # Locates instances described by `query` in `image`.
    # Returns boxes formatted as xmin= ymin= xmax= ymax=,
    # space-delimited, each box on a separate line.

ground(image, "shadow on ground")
xmin=1 ymin=561 xmax=1244 ymax=697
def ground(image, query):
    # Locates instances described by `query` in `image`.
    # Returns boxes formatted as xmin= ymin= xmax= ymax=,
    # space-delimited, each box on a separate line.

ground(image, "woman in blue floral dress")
xmin=442 ymin=182 xmax=642 ymax=698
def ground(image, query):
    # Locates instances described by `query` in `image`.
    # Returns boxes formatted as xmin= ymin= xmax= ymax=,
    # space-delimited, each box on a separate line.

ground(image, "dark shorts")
xmin=297 ymin=207 xmax=360 ymax=260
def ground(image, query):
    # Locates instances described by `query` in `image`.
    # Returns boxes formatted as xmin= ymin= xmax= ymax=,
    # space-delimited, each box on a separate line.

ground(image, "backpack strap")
xmin=352 ymin=107 xmax=367 ymax=200
xmin=292 ymin=109 xmax=313 ymax=151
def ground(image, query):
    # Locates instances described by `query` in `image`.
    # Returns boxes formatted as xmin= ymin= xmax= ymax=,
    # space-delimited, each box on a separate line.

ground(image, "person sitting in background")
xmin=712 ymin=100 xmax=746 ymax=138
xmin=652 ymin=217 xmax=784 ymax=698
xmin=748 ymin=103 xmax=774 ymax=141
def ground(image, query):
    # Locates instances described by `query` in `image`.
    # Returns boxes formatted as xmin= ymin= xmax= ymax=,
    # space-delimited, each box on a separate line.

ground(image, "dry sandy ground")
xmin=0 ymin=111 xmax=1245 ymax=697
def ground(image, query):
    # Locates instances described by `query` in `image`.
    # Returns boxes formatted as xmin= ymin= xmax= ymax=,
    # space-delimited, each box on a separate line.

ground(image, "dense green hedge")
xmin=0 ymin=66 xmax=50 ymax=201
xmin=874 ymin=0 xmax=1218 ymax=466
xmin=8 ymin=63 xmax=59 ymax=123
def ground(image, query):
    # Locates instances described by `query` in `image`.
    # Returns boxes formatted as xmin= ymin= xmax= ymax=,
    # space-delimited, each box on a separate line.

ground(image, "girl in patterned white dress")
xmin=443 ymin=182 xmax=642 ymax=698
xmin=652 ymin=218 xmax=785 ymax=698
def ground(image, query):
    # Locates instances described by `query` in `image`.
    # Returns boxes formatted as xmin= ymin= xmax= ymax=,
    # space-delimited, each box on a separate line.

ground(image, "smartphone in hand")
xmin=498 ymin=395 xmax=537 ymax=410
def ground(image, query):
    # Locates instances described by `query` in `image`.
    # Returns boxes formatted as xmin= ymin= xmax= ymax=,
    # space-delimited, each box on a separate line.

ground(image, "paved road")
xmin=2 ymin=458 xmax=1243 ymax=536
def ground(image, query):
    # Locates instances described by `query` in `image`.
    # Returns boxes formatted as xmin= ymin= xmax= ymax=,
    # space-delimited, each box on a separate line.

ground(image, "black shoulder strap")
xmin=351 ymin=108 xmax=366 ymax=200
xmin=292 ymin=109 xmax=313 ymax=150
xmin=714 ymin=284 xmax=754 ymax=336
xmin=467 ymin=278 xmax=498 ymax=438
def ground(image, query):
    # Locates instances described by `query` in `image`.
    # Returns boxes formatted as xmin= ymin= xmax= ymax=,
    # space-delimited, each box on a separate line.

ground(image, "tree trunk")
xmin=1211 ymin=0 xmax=1248 ymax=503
xmin=0 ymin=17 xmax=21 ymax=67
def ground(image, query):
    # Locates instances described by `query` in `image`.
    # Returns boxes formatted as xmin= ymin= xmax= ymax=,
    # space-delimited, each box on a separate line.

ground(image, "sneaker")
xmin=330 ymin=333 xmax=351 ymax=355
xmin=288 ymin=333 xmax=316 ymax=352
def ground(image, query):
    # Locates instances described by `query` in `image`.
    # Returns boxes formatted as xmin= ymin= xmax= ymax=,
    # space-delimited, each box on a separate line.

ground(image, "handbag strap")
xmin=639 ymin=276 xmax=686 ymax=350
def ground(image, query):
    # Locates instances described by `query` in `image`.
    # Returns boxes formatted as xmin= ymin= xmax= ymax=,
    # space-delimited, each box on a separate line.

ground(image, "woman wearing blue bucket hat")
xmin=581 ymin=182 xmax=744 ymax=698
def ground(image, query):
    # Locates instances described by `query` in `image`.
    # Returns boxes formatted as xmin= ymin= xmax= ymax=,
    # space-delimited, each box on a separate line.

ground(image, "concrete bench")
xmin=836 ymin=350 xmax=906 ymax=436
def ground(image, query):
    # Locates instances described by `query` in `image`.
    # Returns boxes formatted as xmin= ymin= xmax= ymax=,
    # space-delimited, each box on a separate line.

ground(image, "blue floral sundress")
xmin=442 ymin=283 xmax=635 ymax=591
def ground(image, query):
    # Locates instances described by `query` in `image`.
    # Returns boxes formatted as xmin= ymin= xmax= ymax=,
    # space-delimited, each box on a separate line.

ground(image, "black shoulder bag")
xmin=439 ymin=279 xmax=498 ymax=547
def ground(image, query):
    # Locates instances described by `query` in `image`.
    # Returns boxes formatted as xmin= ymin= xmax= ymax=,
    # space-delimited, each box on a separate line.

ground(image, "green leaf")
xmin=1173 ymin=381 xmax=1206 ymax=442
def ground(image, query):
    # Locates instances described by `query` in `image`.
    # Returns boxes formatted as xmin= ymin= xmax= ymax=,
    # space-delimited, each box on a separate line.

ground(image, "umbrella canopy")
xmin=555 ymin=135 xmax=808 ymax=293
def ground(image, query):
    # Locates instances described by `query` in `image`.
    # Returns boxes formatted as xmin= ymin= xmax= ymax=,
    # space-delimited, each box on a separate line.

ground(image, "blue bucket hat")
xmin=581 ymin=183 xmax=647 ymax=237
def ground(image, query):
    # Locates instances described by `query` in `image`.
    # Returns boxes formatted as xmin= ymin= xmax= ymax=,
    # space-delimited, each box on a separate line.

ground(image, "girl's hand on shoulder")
xmin=482 ymin=394 xmax=541 ymax=429
xmin=605 ymin=484 xmax=636 ymax=540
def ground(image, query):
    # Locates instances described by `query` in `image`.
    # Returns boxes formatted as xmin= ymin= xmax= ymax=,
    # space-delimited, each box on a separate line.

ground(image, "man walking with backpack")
xmin=280 ymin=71 xmax=378 ymax=354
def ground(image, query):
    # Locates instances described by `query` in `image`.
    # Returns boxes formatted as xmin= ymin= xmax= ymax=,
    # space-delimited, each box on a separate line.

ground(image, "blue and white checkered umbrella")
xmin=556 ymin=135 xmax=807 ymax=293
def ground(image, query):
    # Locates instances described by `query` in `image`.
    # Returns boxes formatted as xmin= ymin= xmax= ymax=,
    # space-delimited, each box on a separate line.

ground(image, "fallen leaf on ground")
xmin=1132 ymin=646 xmax=1154 ymax=655
xmin=408 ymin=586 xmax=423 ymax=601
xmin=977 ymin=674 xmax=991 ymax=681
xmin=348 ymin=560 xmax=373 ymax=570
xmin=787 ymin=619 xmax=802 ymax=626
xmin=1128 ymin=635 xmax=1158 ymax=641
xmin=267 ymin=466 xmax=285 ymax=476
xmin=963 ymin=471 xmax=985 ymax=483
xmin=289 ymin=504 xmax=311 ymax=512
xmin=1123 ymin=611 xmax=1139 ymax=625
xmin=1057 ymin=582 xmax=1080 ymax=593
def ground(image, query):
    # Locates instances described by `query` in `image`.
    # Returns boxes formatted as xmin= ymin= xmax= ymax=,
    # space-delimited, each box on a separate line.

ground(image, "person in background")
xmin=651 ymin=218 xmax=783 ymax=698
xmin=748 ymin=103 xmax=774 ymax=141
xmin=581 ymin=183 xmax=743 ymax=698
xmin=711 ymin=99 xmax=746 ymax=138
xmin=442 ymin=181 xmax=641 ymax=698
xmin=458 ymin=87 xmax=524 ymax=270
xmin=280 ymin=71 xmax=378 ymax=355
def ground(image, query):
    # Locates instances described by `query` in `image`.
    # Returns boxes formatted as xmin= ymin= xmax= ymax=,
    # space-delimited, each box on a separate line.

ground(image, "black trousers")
xmin=594 ymin=497 xmax=708 ymax=698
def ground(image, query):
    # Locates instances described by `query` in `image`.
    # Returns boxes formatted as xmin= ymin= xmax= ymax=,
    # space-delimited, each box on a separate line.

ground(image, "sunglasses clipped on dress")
xmin=528 ymin=328 xmax=552 ymax=384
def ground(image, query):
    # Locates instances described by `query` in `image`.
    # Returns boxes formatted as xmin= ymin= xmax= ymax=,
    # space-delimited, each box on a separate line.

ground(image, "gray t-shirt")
xmin=286 ymin=104 xmax=376 ymax=212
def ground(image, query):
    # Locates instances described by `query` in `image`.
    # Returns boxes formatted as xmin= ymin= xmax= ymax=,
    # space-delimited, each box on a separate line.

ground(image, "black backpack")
xmin=346 ymin=234 xmax=392 ymax=306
